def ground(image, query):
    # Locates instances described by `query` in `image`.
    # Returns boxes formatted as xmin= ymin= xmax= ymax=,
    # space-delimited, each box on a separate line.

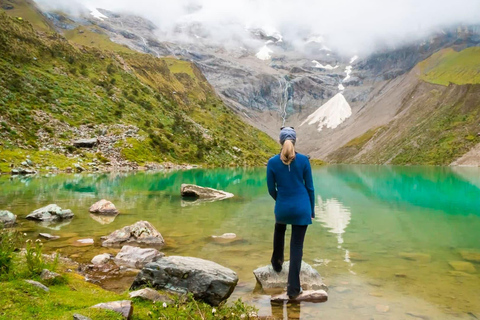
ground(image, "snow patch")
xmin=300 ymin=93 xmax=352 ymax=131
xmin=343 ymin=65 xmax=352 ymax=82
xmin=312 ymin=60 xmax=338 ymax=70
xmin=89 ymin=8 xmax=108 ymax=21
xmin=349 ymin=55 xmax=358 ymax=64
xmin=256 ymin=44 xmax=273 ymax=60
xmin=338 ymin=83 xmax=345 ymax=91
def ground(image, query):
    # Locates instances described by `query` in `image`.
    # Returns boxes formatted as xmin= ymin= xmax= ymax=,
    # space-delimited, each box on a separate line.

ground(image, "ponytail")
xmin=281 ymin=140 xmax=296 ymax=165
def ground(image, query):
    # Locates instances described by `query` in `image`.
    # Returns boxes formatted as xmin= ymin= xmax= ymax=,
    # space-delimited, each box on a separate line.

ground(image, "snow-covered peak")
xmin=300 ymin=93 xmax=352 ymax=131
xmin=90 ymin=8 xmax=108 ymax=21
xmin=312 ymin=60 xmax=338 ymax=70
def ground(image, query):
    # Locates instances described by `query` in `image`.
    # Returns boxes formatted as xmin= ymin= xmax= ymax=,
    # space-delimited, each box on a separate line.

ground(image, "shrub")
xmin=25 ymin=239 xmax=58 ymax=277
xmin=0 ymin=229 xmax=22 ymax=277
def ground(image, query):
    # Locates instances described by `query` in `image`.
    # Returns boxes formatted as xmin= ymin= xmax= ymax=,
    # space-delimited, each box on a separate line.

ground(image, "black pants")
xmin=271 ymin=223 xmax=308 ymax=297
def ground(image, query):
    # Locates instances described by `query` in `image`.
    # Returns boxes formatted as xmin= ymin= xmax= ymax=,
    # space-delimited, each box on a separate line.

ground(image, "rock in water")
xmin=271 ymin=290 xmax=328 ymax=303
xmin=101 ymin=221 xmax=165 ymax=247
xmin=253 ymin=261 xmax=328 ymax=291
xmin=180 ymin=184 xmax=234 ymax=200
xmin=91 ymin=253 xmax=112 ymax=265
xmin=26 ymin=204 xmax=74 ymax=221
xmin=89 ymin=199 xmax=119 ymax=215
xmin=129 ymin=288 xmax=173 ymax=303
xmin=91 ymin=300 xmax=132 ymax=319
xmin=0 ymin=210 xmax=16 ymax=227
xmin=459 ymin=250 xmax=480 ymax=263
xmin=73 ymin=138 xmax=98 ymax=148
xmin=114 ymin=245 xmax=164 ymax=269
xmin=449 ymin=261 xmax=477 ymax=273
xmin=39 ymin=233 xmax=60 ymax=240
xmin=131 ymin=256 xmax=238 ymax=306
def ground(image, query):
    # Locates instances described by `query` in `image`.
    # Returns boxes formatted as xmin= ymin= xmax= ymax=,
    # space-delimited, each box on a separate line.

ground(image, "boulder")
xmin=101 ymin=221 xmax=165 ymax=247
xmin=449 ymin=261 xmax=477 ymax=273
xmin=89 ymin=199 xmax=119 ymax=215
xmin=39 ymin=233 xmax=60 ymax=240
xmin=40 ymin=269 xmax=61 ymax=281
xmin=180 ymin=184 xmax=234 ymax=200
xmin=114 ymin=245 xmax=164 ymax=269
xmin=0 ymin=210 xmax=16 ymax=227
xmin=26 ymin=204 xmax=74 ymax=221
xmin=131 ymin=256 xmax=238 ymax=306
xmin=91 ymin=300 xmax=132 ymax=319
xmin=91 ymin=253 xmax=112 ymax=265
xmin=271 ymin=290 xmax=328 ymax=303
xmin=90 ymin=213 xmax=117 ymax=225
xmin=73 ymin=138 xmax=98 ymax=148
xmin=253 ymin=261 xmax=327 ymax=291
xmin=24 ymin=280 xmax=49 ymax=292
xmin=129 ymin=288 xmax=173 ymax=303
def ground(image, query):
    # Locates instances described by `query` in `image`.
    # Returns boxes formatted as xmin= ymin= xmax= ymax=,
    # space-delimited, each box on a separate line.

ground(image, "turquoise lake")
xmin=1 ymin=165 xmax=480 ymax=319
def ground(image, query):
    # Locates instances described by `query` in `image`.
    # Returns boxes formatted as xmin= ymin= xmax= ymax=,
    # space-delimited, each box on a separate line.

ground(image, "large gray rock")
xmin=101 ymin=221 xmax=165 ymax=247
xmin=180 ymin=184 xmax=234 ymax=200
xmin=73 ymin=138 xmax=98 ymax=148
xmin=91 ymin=253 xmax=112 ymax=265
xmin=26 ymin=204 xmax=74 ymax=221
xmin=131 ymin=256 xmax=238 ymax=306
xmin=0 ymin=210 xmax=16 ymax=227
xmin=89 ymin=199 xmax=119 ymax=215
xmin=24 ymin=280 xmax=49 ymax=292
xmin=129 ymin=288 xmax=173 ymax=303
xmin=91 ymin=300 xmax=132 ymax=319
xmin=114 ymin=245 xmax=164 ymax=269
xmin=253 ymin=261 xmax=328 ymax=291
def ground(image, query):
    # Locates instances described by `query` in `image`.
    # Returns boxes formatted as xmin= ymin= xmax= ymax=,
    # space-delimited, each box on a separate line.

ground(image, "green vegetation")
xmin=64 ymin=27 xmax=134 ymax=54
xmin=0 ymin=0 xmax=53 ymax=32
xmin=419 ymin=47 xmax=480 ymax=85
xmin=0 ymin=11 xmax=277 ymax=172
xmin=328 ymin=127 xmax=384 ymax=163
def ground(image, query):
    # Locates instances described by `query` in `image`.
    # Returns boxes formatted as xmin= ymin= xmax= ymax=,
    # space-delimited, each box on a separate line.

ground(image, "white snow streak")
xmin=343 ymin=65 xmax=353 ymax=82
xmin=89 ymin=8 xmax=108 ymax=20
xmin=349 ymin=55 xmax=358 ymax=64
xmin=256 ymin=44 xmax=273 ymax=60
xmin=300 ymin=93 xmax=352 ymax=131
xmin=312 ymin=60 xmax=338 ymax=70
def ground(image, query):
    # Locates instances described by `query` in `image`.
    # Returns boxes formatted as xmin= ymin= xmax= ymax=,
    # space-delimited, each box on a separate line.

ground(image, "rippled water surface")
xmin=1 ymin=165 xmax=480 ymax=319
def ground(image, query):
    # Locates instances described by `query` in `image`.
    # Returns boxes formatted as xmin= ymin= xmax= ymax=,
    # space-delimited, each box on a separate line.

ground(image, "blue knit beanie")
xmin=279 ymin=127 xmax=296 ymax=145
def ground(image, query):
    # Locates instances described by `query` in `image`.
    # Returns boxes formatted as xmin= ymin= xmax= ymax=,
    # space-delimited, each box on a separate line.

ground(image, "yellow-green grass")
xmin=64 ymin=27 xmax=134 ymax=54
xmin=419 ymin=47 xmax=480 ymax=85
xmin=0 ymin=0 xmax=53 ymax=32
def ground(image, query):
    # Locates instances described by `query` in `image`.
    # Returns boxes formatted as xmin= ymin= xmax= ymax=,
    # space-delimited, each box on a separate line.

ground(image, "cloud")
xmin=34 ymin=0 xmax=480 ymax=55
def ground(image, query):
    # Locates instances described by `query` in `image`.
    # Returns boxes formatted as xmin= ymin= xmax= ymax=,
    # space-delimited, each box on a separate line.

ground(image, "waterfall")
xmin=278 ymin=77 xmax=290 ymax=127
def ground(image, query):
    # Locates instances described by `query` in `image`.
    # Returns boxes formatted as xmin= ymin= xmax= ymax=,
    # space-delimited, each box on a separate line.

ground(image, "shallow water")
xmin=1 ymin=165 xmax=480 ymax=319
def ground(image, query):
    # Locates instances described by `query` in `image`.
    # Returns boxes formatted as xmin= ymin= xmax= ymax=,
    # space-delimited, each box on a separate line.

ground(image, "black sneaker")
xmin=271 ymin=259 xmax=283 ymax=273
xmin=288 ymin=288 xmax=303 ymax=300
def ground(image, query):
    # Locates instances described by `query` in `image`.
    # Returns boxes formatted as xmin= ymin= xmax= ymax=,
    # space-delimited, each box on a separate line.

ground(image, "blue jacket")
xmin=267 ymin=153 xmax=315 ymax=225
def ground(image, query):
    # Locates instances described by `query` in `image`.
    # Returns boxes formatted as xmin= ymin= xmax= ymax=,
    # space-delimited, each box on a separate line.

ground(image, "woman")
xmin=266 ymin=126 xmax=315 ymax=299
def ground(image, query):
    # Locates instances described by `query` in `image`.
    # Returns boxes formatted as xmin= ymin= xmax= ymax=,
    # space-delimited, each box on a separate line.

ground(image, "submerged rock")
xmin=24 ymin=280 xmax=49 ymax=292
xmin=398 ymin=252 xmax=431 ymax=263
xmin=449 ymin=261 xmax=477 ymax=273
xmin=180 ymin=184 xmax=234 ymax=200
xmin=131 ymin=256 xmax=238 ymax=306
xmin=129 ymin=288 xmax=173 ymax=303
xmin=0 ymin=210 xmax=16 ymax=227
xmin=253 ymin=261 xmax=328 ymax=291
xmin=39 ymin=233 xmax=60 ymax=240
xmin=114 ymin=245 xmax=164 ymax=269
xmin=26 ymin=204 xmax=73 ymax=221
xmin=91 ymin=300 xmax=132 ymax=319
xmin=459 ymin=249 xmax=480 ymax=263
xmin=271 ymin=290 xmax=328 ymax=303
xmin=89 ymin=199 xmax=119 ymax=215
xmin=75 ymin=239 xmax=94 ymax=246
xmin=101 ymin=221 xmax=164 ymax=247
xmin=91 ymin=253 xmax=112 ymax=265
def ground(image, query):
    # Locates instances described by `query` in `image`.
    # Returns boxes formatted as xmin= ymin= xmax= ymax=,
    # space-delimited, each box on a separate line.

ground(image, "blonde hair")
xmin=281 ymin=140 xmax=296 ymax=165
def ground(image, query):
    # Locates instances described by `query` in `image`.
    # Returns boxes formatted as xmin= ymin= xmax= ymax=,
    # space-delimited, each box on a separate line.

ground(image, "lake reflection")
xmin=1 ymin=165 xmax=480 ymax=319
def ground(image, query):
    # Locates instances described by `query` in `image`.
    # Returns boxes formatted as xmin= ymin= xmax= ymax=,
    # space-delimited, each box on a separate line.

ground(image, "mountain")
xmin=0 ymin=6 xmax=278 ymax=173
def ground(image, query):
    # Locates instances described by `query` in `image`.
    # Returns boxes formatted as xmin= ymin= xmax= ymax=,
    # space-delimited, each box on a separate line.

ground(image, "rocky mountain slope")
xmin=0 ymin=8 xmax=278 ymax=173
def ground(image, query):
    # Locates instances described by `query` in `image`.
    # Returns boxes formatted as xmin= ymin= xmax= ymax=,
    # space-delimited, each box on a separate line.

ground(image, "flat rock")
xmin=26 ymin=204 xmax=74 ymax=221
xmin=101 ymin=221 xmax=165 ymax=247
xmin=24 ymin=280 xmax=49 ymax=292
xmin=0 ymin=210 xmax=16 ymax=227
xmin=181 ymin=184 xmax=234 ymax=200
xmin=270 ymin=290 xmax=328 ymax=303
xmin=253 ymin=261 xmax=328 ymax=291
xmin=91 ymin=300 xmax=132 ymax=319
xmin=39 ymin=233 xmax=60 ymax=240
xmin=90 ymin=213 xmax=117 ymax=225
xmin=91 ymin=253 xmax=112 ymax=265
xmin=131 ymin=256 xmax=238 ymax=306
xmin=449 ymin=261 xmax=477 ymax=273
xmin=129 ymin=288 xmax=173 ymax=303
xmin=459 ymin=250 xmax=480 ymax=263
xmin=114 ymin=245 xmax=164 ymax=269
xmin=399 ymin=252 xmax=431 ymax=263
xmin=73 ymin=138 xmax=98 ymax=148
xmin=40 ymin=269 xmax=60 ymax=281
xmin=89 ymin=199 xmax=119 ymax=215
xmin=73 ymin=314 xmax=92 ymax=320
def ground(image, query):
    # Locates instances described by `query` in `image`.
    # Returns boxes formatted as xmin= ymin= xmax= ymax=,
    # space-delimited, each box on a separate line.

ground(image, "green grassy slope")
xmin=0 ymin=0 xmax=53 ymax=32
xmin=0 ymin=12 xmax=277 ymax=171
xmin=328 ymin=47 xmax=480 ymax=165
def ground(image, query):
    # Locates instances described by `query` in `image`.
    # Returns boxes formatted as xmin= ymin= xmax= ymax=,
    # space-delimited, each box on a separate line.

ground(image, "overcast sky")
xmin=35 ymin=0 xmax=480 ymax=55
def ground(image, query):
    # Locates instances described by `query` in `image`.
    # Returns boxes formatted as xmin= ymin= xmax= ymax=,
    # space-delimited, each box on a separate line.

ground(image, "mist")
xmin=35 ymin=0 xmax=480 ymax=56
